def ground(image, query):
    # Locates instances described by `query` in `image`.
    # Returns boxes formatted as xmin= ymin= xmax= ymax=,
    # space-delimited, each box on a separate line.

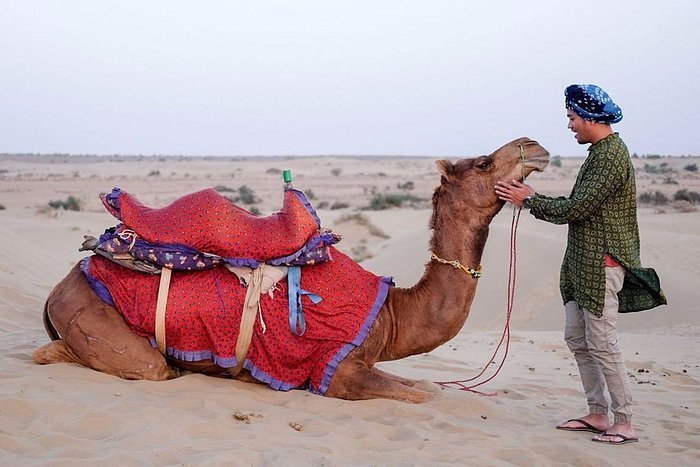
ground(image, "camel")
xmin=34 ymin=137 xmax=549 ymax=403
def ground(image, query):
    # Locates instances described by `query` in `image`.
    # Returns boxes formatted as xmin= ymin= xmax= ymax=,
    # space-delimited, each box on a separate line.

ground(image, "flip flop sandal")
xmin=556 ymin=418 xmax=606 ymax=434
xmin=592 ymin=432 xmax=640 ymax=445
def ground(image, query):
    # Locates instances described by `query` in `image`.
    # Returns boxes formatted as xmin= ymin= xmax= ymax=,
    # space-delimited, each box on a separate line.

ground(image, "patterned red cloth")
xmin=101 ymin=188 xmax=321 ymax=261
xmin=83 ymin=250 xmax=392 ymax=394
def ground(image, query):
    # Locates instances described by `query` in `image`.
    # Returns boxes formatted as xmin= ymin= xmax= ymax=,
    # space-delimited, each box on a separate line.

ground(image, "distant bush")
xmin=638 ymin=191 xmax=668 ymax=205
xmin=662 ymin=176 xmax=678 ymax=185
xmin=147 ymin=170 xmax=161 ymax=177
xmin=331 ymin=201 xmax=350 ymax=210
xmin=236 ymin=185 xmax=259 ymax=204
xmin=684 ymin=163 xmax=698 ymax=172
xmin=644 ymin=163 xmax=672 ymax=174
xmin=248 ymin=206 xmax=261 ymax=216
xmin=214 ymin=184 xmax=235 ymax=192
xmin=366 ymin=193 xmax=423 ymax=210
xmin=48 ymin=195 xmax=83 ymax=211
xmin=304 ymin=189 xmax=316 ymax=200
xmin=266 ymin=167 xmax=282 ymax=175
xmin=673 ymin=189 xmax=700 ymax=203
xmin=397 ymin=181 xmax=414 ymax=191
xmin=550 ymin=156 xmax=562 ymax=168
xmin=0 ymin=203 xmax=5 ymax=210
xmin=316 ymin=201 xmax=329 ymax=209
xmin=331 ymin=168 xmax=342 ymax=177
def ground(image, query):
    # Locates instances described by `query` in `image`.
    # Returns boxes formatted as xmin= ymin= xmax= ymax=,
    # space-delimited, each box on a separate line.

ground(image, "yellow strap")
xmin=154 ymin=267 xmax=172 ymax=356
xmin=229 ymin=265 xmax=265 ymax=377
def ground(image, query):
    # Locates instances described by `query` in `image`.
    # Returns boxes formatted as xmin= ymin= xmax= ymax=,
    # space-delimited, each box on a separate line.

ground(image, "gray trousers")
xmin=564 ymin=266 xmax=633 ymax=424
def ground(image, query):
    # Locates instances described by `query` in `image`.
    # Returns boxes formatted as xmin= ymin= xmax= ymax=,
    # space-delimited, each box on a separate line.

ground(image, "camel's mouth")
xmin=524 ymin=154 xmax=550 ymax=173
xmin=520 ymin=139 xmax=550 ymax=176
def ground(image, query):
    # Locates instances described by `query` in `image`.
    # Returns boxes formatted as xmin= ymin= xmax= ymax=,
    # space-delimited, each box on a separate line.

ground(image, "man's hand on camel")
xmin=495 ymin=180 xmax=536 ymax=207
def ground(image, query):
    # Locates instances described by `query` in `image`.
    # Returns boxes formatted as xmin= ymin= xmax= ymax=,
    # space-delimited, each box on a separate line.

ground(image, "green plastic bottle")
xmin=283 ymin=169 xmax=293 ymax=190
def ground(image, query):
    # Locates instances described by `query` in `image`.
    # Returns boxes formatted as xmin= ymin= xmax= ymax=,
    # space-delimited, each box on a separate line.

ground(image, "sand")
xmin=1 ymin=153 xmax=699 ymax=466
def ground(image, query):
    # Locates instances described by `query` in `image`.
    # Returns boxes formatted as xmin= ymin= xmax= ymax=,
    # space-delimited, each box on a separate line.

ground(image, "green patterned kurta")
xmin=529 ymin=133 xmax=666 ymax=316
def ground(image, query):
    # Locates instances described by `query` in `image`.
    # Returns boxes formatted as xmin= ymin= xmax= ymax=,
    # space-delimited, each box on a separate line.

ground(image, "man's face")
xmin=566 ymin=109 xmax=592 ymax=145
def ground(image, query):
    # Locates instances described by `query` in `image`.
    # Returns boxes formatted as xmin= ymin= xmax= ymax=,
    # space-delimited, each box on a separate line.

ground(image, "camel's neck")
xmin=380 ymin=208 xmax=494 ymax=361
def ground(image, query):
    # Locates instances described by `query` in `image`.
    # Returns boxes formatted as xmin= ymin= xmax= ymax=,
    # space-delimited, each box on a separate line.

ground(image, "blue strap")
xmin=287 ymin=266 xmax=322 ymax=336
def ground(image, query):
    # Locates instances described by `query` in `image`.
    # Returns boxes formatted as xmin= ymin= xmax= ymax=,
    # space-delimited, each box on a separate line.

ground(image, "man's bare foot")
xmin=556 ymin=414 xmax=611 ymax=434
xmin=592 ymin=422 xmax=637 ymax=444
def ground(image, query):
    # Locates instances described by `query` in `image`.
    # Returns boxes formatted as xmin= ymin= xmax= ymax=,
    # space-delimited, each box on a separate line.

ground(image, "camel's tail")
xmin=42 ymin=300 xmax=61 ymax=341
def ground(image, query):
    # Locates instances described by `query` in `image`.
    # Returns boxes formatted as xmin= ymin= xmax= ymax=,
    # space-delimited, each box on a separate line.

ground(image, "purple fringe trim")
xmin=312 ymin=275 xmax=394 ymax=395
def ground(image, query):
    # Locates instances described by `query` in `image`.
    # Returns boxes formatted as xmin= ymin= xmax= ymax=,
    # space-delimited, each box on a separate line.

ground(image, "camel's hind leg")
xmin=33 ymin=263 xmax=175 ymax=381
xmin=326 ymin=359 xmax=433 ymax=403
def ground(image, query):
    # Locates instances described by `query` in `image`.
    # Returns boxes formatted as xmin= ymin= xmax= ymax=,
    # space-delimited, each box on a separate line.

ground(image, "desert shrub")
xmin=673 ymin=189 xmax=700 ymax=203
xmin=397 ymin=181 xmax=414 ymax=191
xmin=0 ymin=203 xmax=5 ymax=210
xmin=684 ymin=163 xmax=698 ymax=172
xmin=662 ymin=176 xmax=678 ymax=185
xmin=248 ymin=206 xmax=261 ymax=216
xmin=315 ymin=201 xmax=329 ymax=209
xmin=214 ymin=184 xmax=235 ymax=192
xmin=367 ymin=193 xmax=423 ymax=210
xmin=236 ymin=185 xmax=259 ymax=204
xmin=147 ymin=169 xmax=161 ymax=177
xmin=550 ymin=156 xmax=562 ymax=167
xmin=48 ymin=195 xmax=83 ymax=211
xmin=638 ymin=191 xmax=668 ymax=205
xmin=331 ymin=167 xmax=342 ymax=177
xmin=644 ymin=162 xmax=675 ymax=175
xmin=331 ymin=201 xmax=350 ymax=210
xmin=266 ymin=167 xmax=282 ymax=175
xmin=305 ymin=189 xmax=316 ymax=200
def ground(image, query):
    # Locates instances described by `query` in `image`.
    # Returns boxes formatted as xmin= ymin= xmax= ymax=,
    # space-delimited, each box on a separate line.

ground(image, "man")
xmin=495 ymin=84 xmax=666 ymax=445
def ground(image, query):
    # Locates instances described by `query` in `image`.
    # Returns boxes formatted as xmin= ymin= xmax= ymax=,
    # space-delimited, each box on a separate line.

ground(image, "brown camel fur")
xmin=34 ymin=137 xmax=549 ymax=403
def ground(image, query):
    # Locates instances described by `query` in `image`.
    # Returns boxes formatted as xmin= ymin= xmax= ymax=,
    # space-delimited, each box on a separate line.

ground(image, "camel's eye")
xmin=475 ymin=158 xmax=492 ymax=171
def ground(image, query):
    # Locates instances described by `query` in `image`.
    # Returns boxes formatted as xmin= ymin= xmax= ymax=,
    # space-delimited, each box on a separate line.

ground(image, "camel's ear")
xmin=436 ymin=159 xmax=453 ymax=178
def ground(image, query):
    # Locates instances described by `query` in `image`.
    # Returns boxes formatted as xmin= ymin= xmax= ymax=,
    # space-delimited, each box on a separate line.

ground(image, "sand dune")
xmin=1 ymin=154 xmax=699 ymax=465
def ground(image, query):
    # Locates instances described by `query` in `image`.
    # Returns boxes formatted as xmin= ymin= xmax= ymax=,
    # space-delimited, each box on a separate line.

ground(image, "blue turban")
xmin=565 ymin=84 xmax=623 ymax=124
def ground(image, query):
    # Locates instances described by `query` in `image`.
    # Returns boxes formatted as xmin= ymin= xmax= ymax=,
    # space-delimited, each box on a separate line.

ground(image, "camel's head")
xmin=433 ymin=137 xmax=549 ymax=217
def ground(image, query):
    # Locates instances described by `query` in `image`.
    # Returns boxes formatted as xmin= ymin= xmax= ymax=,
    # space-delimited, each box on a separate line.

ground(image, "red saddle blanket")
xmin=83 ymin=251 xmax=392 ymax=394
xmin=101 ymin=187 xmax=321 ymax=261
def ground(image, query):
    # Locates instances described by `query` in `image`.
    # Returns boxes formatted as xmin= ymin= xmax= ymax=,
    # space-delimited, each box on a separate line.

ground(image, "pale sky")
xmin=1 ymin=1 xmax=698 ymax=157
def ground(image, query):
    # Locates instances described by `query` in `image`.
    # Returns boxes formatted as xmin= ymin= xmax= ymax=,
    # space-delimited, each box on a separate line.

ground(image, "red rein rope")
xmin=435 ymin=206 xmax=523 ymax=396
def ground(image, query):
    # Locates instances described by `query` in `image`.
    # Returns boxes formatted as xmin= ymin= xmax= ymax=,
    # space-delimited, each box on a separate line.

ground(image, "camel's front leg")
xmin=370 ymin=366 xmax=421 ymax=387
xmin=326 ymin=359 xmax=433 ymax=403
